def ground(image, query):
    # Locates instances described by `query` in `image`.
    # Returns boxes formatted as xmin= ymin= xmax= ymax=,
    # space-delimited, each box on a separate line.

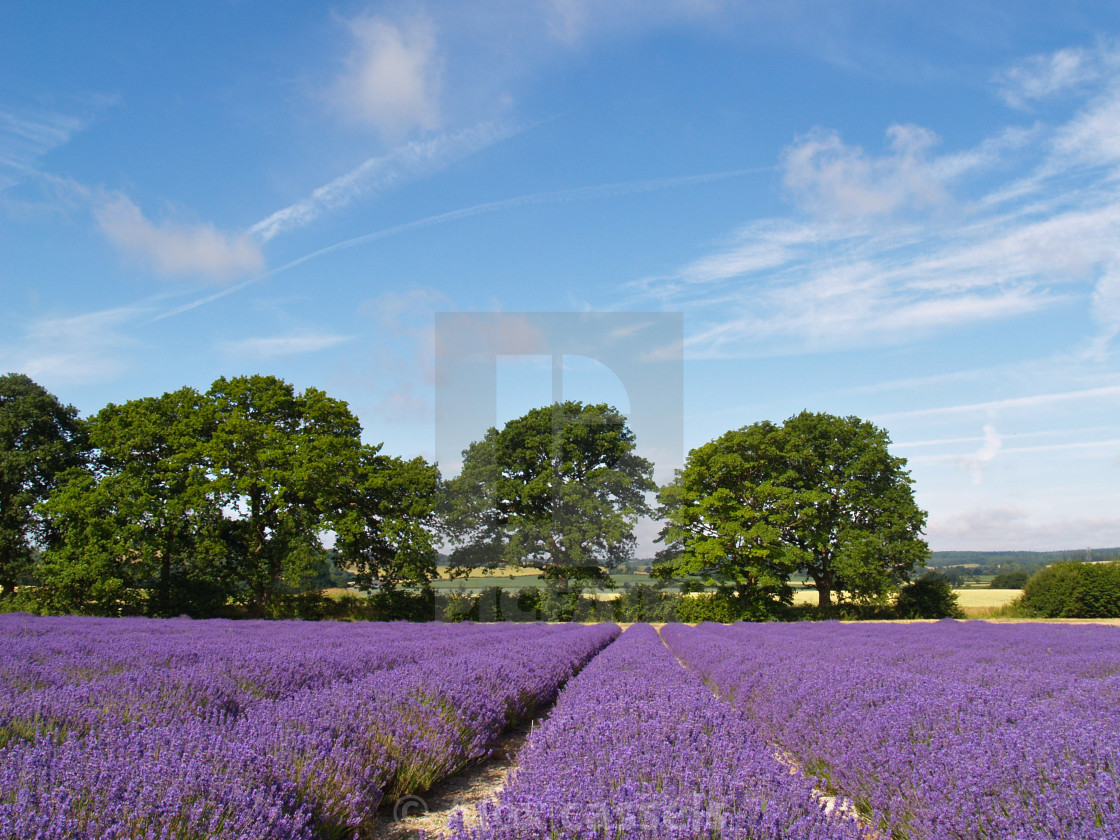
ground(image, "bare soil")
xmin=369 ymin=710 xmax=548 ymax=840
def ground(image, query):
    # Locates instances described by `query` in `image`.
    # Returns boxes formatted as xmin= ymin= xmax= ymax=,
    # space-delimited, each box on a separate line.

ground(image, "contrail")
xmin=151 ymin=167 xmax=770 ymax=322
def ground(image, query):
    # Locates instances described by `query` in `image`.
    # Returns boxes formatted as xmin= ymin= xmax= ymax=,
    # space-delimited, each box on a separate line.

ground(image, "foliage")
xmin=895 ymin=572 xmax=964 ymax=619
xmin=1019 ymin=561 xmax=1120 ymax=618
xmin=332 ymin=450 xmax=440 ymax=594
xmin=656 ymin=411 xmax=928 ymax=610
xmin=990 ymin=570 xmax=1030 ymax=589
xmin=652 ymin=420 xmax=798 ymax=607
xmin=442 ymin=401 xmax=655 ymax=584
xmin=0 ymin=374 xmax=87 ymax=598
xmin=205 ymin=375 xmax=366 ymax=614
xmin=32 ymin=374 xmax=439 ymax=618
xmin=610 ymin=584 xmax=681 ymax=622
xmin=37 ymin=387 xmax=229 ymax=617
xmin=675 ymin=588 xmax=784 ymax=623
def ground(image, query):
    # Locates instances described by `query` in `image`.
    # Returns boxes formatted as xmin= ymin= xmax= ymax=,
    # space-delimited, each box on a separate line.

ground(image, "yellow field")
xmin=954 ymin=589 xmax=1022 ymax=608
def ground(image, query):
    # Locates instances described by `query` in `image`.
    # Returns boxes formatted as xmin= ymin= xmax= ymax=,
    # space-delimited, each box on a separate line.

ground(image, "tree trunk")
xmin=817 ymin=583 xmax=832 ymax=609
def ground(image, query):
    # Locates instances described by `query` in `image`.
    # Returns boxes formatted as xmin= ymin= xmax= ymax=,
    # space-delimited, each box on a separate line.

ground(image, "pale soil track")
xmin=370 ymin=708 xmax=548 ymax=840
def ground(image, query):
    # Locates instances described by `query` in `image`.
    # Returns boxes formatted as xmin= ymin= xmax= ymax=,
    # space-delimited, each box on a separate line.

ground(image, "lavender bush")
xmin=442 ymin=623 xmax=871 ymax=840
xmin=663 ymin=621 xmax=1120 ymax=840
xmin=0 ymin=615 xmax=617 ymax=839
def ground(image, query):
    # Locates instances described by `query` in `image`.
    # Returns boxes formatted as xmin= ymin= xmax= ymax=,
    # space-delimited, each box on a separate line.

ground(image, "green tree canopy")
xmin=36 ymin=374 xmax=441 ymax=617
xmin=1019 ymin=561 xmax=1120 ymax=618
xmin=442 ymin=401 xmax=655 ymax=585
xmin=37 ymin=387 xmax=227 ymax=616
xmin=655 ymin=410 xmax=929 ymax=609
xmin=895 ymin=572 xmax=964 ymax=619
xmin=0 ymin=373 xmax=87 ymax=598
xmin=331 ymin=449 xmax=441 ymax=594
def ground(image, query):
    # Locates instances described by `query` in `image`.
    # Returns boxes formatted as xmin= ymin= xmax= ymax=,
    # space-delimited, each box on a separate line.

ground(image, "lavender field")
xmin=0 ymin=615 xmax=617 ymax=838
xmin=2 ymin=617 xmax=1119 ymax=839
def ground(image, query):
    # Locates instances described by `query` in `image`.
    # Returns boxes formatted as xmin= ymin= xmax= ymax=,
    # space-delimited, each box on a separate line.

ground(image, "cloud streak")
xmin=0 ymin=105 xmax=88 ymax=190
xmin=641 ymin=42 xmax=1120 ymax=359
xmin=878 ymin=384 xmax=1120 ymax=420
xmin=0 ymin=305 xmax=147 ymax=385
xmin=250 ymin=122 xmax=523 ymax=242
xmin=156 ymin=167 xmax=759 ymax=321
xmin=223 ymin=332 xmax=353 ymax=359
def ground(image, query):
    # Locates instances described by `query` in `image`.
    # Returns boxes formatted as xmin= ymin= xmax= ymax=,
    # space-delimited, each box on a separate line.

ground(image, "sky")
xmin=3 ymin=1 xmax=1120 ymax=553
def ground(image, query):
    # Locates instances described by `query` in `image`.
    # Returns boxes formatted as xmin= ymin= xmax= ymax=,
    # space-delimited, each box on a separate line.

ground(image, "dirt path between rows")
xmin=369 ymin=709 xmax=547 ymax=839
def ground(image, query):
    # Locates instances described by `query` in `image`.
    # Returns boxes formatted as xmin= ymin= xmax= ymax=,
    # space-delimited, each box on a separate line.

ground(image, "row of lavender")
xmin=0 ymin=615 xmax=618 ymax=839
xmin=1 ymin=615 xmax=574 ymax=740
xmin=443 ymin=623 xmax=871 ymax=840
xmin=663 ymin=621 xmax=1120 ymax=840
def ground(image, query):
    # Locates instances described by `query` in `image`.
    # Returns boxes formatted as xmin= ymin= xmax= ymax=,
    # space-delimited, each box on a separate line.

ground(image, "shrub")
xmin=611 ymin=585 xmax=681 ymax=623
xmin=675 ymin=588 xmax=783 ymax=623
xmin=1019 ymin=562 xmax=1120 ymax=618
xmin=990 ymin=571 xmax=1030 ymax=589
xmin=895 ymin=573 xmax=964 ymax=619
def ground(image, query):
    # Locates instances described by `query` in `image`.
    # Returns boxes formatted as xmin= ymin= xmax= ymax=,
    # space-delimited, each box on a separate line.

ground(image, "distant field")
xmin=955 ymin=589 xmax=1021 ymax=608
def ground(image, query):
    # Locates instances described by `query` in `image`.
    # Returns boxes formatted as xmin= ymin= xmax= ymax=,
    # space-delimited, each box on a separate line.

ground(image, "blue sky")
xmin=3 ymin=1 xmax=1120 ymax=552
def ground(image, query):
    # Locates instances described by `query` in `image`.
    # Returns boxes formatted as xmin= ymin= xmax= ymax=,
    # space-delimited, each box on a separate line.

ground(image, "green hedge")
xmin=1019 ymin=561 xmax=1120 ymax=618
xmin=895 ymin=572 xmax=964 ymax=619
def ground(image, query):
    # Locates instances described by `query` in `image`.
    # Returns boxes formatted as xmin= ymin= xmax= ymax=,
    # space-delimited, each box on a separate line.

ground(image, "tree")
xmin=895 ymin=572 xmax=964 ymax=619
xmin=652 ymin=420 xmax=800 ymax=612
xmin=442 ymin=401 xmax=655 ymax=585
xmin=36 ymin=374 xmax=441 ymax=618
xmin=37 ymin=387 xmax=228 ymax=616
xmin=990 ymin=570 xmax=1029 ymax=589
xmin=1019 ymin=561 xmax=1120 ymax=618
xmin=656 ymin=411 xmax=929 ymax=610
xmin=0 ymin=374 xmax=87 ymax=598
xmin=332 ymin=448 xmax=441 ymax=593
xmin=205 ymin=375 xmax=365 ymax=615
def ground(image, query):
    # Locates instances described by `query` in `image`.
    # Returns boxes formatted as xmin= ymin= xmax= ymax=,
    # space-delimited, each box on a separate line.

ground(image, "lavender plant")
xmin=442 ymin=624 xmax=871 ymax=840
xmin=663 ymin=621 xmax=1120 ymax=840
xmin=0 ymin=615 xmax=617 ymax=839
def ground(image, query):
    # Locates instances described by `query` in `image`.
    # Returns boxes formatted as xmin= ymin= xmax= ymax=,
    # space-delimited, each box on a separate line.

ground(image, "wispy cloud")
xmin=250 ymin=122 xmax=522 ymax=242
xmin=781 ymin=124 xmax=952 ymax=220
xmin=159 ymin=168 xmax=755 ymax=321
xmin=995 ymin=40 xmax=1120 ymax=109
xmin=96 ymin=194 xmax=264 ymax=280
xmin=223 ymin=331 xmax=352 ymax=360
xmin=956 ymin=424 xmax=1002 ymax=484
xmin=0 ymin=105 xmax=88 ymax=190
xmin=0 ymin=305 xmax=146 ymax=385
xmin=330 ymin=12 xmax=442 ymax=141
xmin=639 ymin=42 xmax=1120 ymax=359
xmin=879 ymin=384 xmax=1120 ymax=420
xmin=928 ymin=506 xmax=1120 ymax=551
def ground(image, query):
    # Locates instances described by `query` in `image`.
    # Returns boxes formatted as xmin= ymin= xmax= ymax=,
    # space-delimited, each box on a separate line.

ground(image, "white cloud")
xmin=1054 ymin=85 xmax=1120 ymax=166
xmin=0 ymin=306 xmax=145 ymax=385
xmin=0 ymin=105 xmax=87 ymax=190
xmin=955 ymin=424 xmax=1002 ymax=485
xmin=881 ymin=384 xmax=1120 ymax=420
xmin=332 ymin=13 xmax=442 ymax=140
xmin=644 ymin=44 xmax=1120 ymax=359
xmin=223 ymin=332 xmax=352 ymax=360
xmin=781 ymin=124 xmax=952 ymax=219
xmin=1088 ymin=262 xmax=1120 ymax=359
xmin=95 ymin=195 xmax=264 ymax=280
xmin=250 ymin=122 xmax=519 ymax=242
xmin=996 ymin=41 xmax=1120 ymax=109
xmin=928 ymin=506 xmax=1120 ymax=552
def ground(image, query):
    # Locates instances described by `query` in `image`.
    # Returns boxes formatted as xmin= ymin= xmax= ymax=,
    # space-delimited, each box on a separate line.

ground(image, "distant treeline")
xmin=929 ymin=548 xmax=1120 ymax=572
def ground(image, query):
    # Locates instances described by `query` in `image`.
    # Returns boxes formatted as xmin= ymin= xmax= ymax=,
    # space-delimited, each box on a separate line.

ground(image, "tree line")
xmin=1 ymin=372 xmax=933 ymax=620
